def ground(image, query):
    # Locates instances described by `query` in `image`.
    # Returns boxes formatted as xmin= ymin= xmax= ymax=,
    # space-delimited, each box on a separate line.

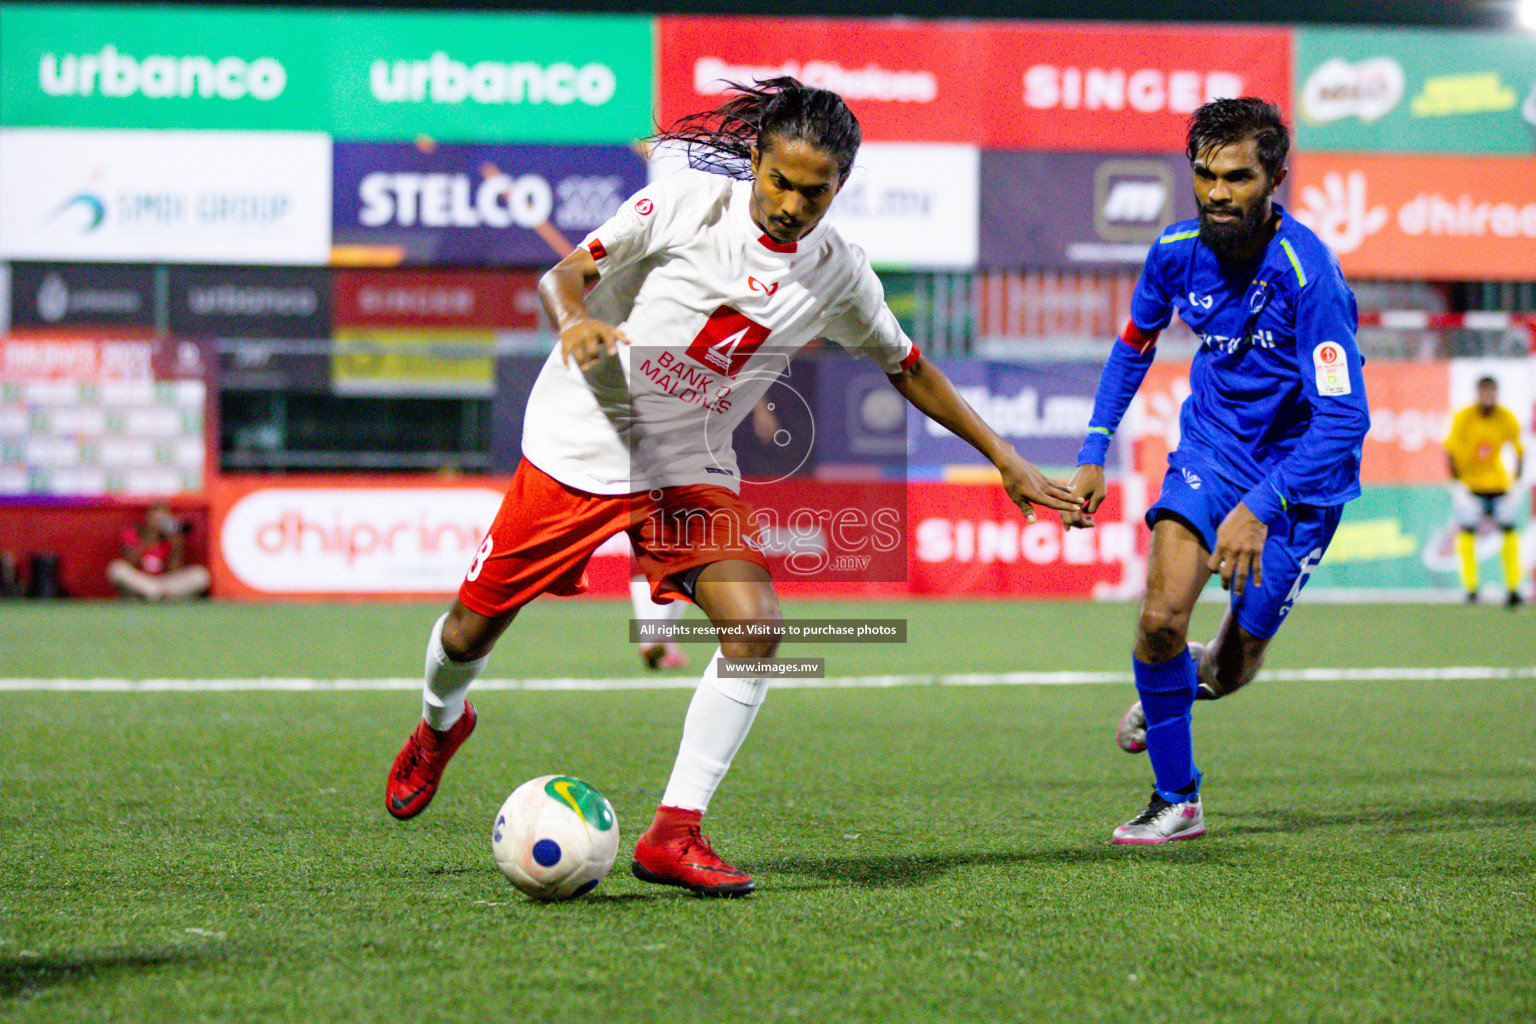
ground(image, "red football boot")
xmin=385 ymin=701 xmax=477 ymax=820
xmin=630 ymin=806 xmax=755 ymax=896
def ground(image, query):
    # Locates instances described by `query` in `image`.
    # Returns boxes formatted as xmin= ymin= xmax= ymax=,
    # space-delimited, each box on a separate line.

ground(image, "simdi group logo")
xmin=0 ymin=129 xmax=332 ymax=265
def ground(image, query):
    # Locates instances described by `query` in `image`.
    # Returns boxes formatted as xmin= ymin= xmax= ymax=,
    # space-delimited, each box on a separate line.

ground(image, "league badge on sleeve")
xmin=1312 ymin=342 xmax=1351 ymax=396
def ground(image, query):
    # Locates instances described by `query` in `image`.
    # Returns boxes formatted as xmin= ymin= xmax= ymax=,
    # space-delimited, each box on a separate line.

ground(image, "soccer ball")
xmin=491 ymin=775 xmax=620 ymax=901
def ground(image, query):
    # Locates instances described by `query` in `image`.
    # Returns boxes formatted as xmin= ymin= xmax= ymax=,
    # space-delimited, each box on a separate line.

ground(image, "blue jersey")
xmin=1128 ymin=204 xmax=1370 ymax=515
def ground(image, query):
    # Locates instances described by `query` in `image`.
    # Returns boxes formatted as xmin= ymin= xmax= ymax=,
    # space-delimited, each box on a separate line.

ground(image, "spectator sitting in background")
xmin=106 ymin=503 xmax=210 ymax=602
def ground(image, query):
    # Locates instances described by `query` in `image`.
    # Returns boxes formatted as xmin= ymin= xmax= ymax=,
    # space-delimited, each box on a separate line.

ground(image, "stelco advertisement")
xmin=331 ymin=141 xmax=646 ymax=266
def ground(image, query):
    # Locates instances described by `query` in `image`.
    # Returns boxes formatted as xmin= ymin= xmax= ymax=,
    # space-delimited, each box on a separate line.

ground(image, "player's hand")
xmin=1062 ymin=464 xmax=1107 ymax=529
xmin=559 ymin=318 xmax=628 ymax=372
xmin=995 ymin=449 xmax=1082 ymax=524
xmin=1209 ymin=502 xmax=1267 ymax=595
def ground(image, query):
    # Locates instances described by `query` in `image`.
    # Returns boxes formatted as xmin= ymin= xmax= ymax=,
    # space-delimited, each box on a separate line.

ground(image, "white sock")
xmin=659 ymin=648 xmax=768 ymax=812
xmin=631 ymin=578 xmax=687 ymax=643
xmin=422 ymin=613 xmax=489 ymax=731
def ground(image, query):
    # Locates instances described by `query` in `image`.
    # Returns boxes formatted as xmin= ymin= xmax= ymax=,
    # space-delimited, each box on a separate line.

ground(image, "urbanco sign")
xmin=328 ymin=10 xmax=653 ymax=143
xmin=0 ymin=4 xmax=326 ymax=130
xmin=1 ymin=5 xmax=654 ymax=142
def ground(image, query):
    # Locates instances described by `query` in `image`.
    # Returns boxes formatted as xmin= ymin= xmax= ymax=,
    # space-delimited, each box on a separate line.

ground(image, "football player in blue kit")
xmin=1064 ymin=97 xmax=1371 ymax=844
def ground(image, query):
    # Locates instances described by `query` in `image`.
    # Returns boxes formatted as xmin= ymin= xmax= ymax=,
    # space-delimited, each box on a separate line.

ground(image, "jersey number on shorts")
xmin=686 ymin=305 xmax=771 ymax=379
xmin=466 ymin=534 xmax=494 ymax=582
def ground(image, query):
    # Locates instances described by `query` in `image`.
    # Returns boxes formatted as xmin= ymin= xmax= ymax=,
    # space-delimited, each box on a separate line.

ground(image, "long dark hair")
xmin=1185 ymin=97 xmax=1290 ymax=180
xmin=651 ymin=76 xmax=862 ymax=182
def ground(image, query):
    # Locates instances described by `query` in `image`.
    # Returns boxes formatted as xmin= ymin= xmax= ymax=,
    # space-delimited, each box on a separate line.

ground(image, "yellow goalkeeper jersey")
xmin=1446 ymin=405 xmax=1523 ymax=494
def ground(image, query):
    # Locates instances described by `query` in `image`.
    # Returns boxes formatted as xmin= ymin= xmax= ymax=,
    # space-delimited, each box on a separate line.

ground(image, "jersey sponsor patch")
xmin=685 ymin=305 xmax=771 ymax=379
xmin=1312 ymin=342 xmax=1351 ymax=396
xmin=635 ymin=198 xmax=654 ymax=216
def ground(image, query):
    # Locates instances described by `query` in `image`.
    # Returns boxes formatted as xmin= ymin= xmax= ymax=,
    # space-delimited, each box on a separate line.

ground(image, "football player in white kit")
xmin=386 ymin=77 xmax=1082 ymax=895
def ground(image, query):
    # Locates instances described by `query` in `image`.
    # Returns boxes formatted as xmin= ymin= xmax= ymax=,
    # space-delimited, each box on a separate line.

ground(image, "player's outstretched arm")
xmin=538 ymin=247 xmax=628 ymax=371
xmin=1065 ymin=320 xmax=1161 ymax=530
xmin=887 ymin=357 xmax=1080 ymax=523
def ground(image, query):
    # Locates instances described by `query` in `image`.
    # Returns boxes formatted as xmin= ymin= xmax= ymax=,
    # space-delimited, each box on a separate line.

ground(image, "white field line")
xmin=1 ymin=666 xmax=1532 ymax=692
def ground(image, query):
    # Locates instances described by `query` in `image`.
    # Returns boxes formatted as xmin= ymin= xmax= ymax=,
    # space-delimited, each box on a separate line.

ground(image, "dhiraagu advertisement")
xmin=0 ymin=3 xmax=329 ymax=130
xmin=1295 ymin=26 xmax=1536 ymax=154
xmin=326 ymin=10 xmax=653 ymax=143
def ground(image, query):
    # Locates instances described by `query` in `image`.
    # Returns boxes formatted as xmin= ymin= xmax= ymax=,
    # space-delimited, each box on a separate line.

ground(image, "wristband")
xmin=1077 ymin=429 xmax=1112 ymax=467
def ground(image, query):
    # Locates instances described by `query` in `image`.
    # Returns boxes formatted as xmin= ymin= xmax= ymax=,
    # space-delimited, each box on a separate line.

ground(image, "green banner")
xmin=1309 ymin=484 xmax=1532 ymax=592
xmin=0 ymin=5 xmax=655 ymax=142
xmin=326 ymin=10 xmax=653 ymax=143
xmin=0 ymin=3 xmax=329 ymax=130
xmin=1295 ymin=27 xmax=1536 ymax=154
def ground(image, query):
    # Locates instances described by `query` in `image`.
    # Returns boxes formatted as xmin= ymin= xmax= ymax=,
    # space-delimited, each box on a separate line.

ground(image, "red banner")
xmin=982 ymin=23 xmax=1291 ymax=150
xmin=658 ymin=16 xmax=985 ymax=143
xmin=660 ymin=18 xmax=1288 ymax=150
xmin=905 ymin=480 xmax=1137 ymax=598
xmin=332 ymin=269 xmax=541 ymax=329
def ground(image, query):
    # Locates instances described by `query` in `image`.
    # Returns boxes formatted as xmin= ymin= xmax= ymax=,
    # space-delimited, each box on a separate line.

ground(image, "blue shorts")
xmin=1146 ymin=455 xmax=1343 ymax=639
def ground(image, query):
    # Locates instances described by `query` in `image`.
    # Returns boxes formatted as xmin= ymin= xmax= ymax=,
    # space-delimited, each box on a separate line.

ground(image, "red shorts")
xmin=458 ymin=458 xmax=770 ymax=618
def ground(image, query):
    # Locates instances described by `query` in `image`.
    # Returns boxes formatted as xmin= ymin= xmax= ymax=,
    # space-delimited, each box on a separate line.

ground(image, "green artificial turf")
xmin=2 ymin=599 xmax=1533 ymax=1022
xmin=2 ymin=597 xmax=1532 ymax=679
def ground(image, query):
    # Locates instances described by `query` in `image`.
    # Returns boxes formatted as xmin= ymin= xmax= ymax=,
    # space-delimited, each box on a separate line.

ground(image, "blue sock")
xmin=1134 ymin=652 xmax=1203 ymax=804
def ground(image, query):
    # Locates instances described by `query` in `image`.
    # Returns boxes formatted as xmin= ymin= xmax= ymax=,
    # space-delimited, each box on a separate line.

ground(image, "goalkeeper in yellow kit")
xmin=1446 ymin=376 xmax=1526 ymax=607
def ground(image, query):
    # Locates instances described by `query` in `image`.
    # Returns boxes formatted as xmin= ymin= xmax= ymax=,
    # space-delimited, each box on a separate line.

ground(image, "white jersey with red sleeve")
xmin=519 ymin=168 xmax=917 ymax=495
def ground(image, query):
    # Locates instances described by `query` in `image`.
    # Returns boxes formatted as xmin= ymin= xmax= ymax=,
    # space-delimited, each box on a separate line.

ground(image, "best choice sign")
xmin=0 ymin=5 xmax=654 ymax=142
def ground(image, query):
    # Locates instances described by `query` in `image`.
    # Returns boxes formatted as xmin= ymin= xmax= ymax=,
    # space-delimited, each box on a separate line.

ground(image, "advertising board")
xmin=1290 ymin=152 xmax=1536 ymax=281
xmin=0 ymin=129 xmax=332 ymax=265
xmin=331 ymin=141 xmax=645 ymax=266
xmin=1295 ymin=27 xmax=1536 ymax=154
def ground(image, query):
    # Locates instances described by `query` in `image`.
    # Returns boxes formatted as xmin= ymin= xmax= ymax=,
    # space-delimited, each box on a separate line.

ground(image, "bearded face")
xmin=1190 ymin=137 xmax=1283 ymax=264
xmin=1198 ymin=192 xmax=1270 ymax=261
